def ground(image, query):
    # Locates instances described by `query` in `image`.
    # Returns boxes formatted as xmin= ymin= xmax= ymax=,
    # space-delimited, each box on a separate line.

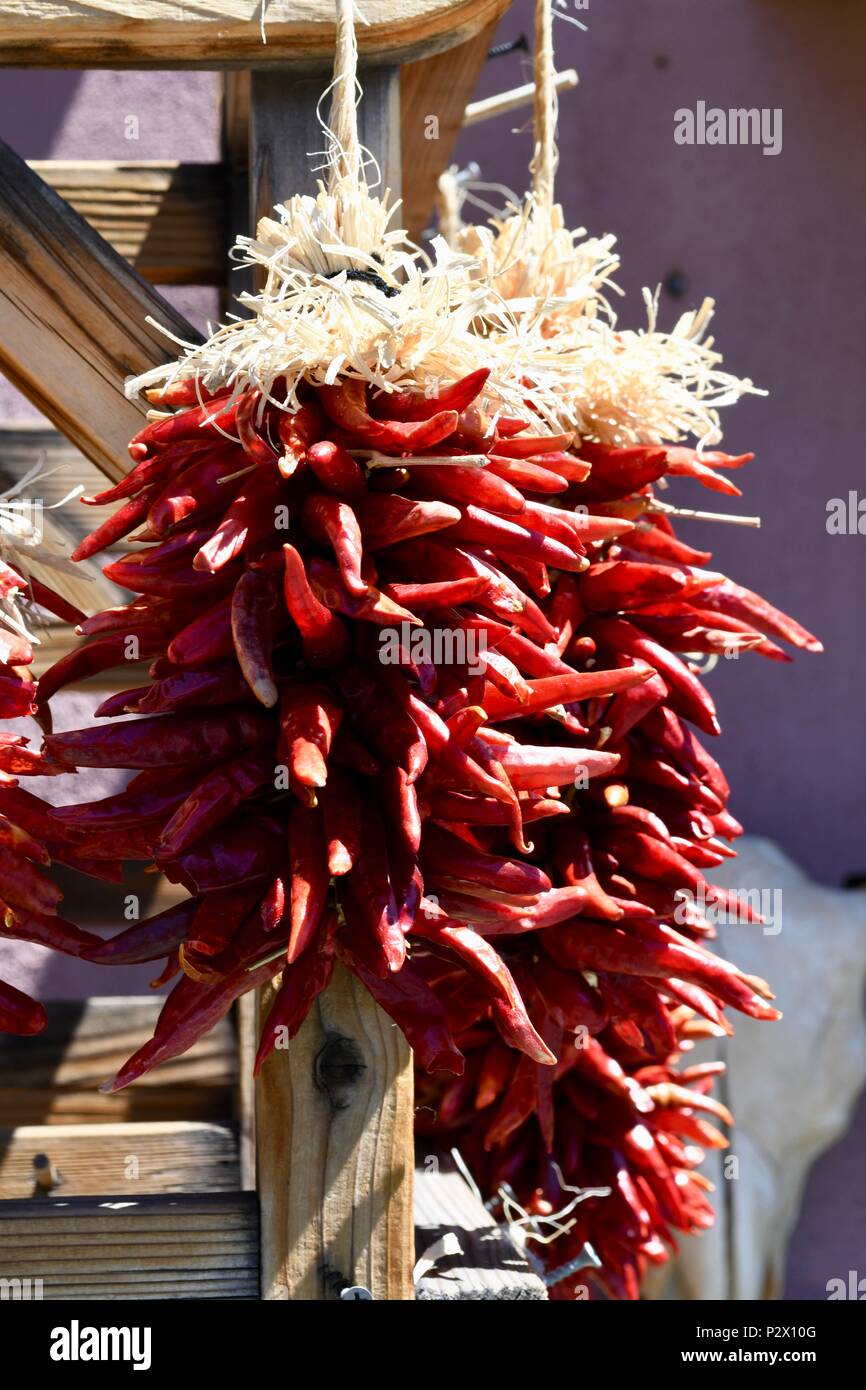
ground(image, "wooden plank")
xmin=0 ymin=1163 xmax=545 ymax=1300
xmin=0 ymin=1121 xmax=240 ymax=1198
xmin=30 ymin=161 xmax=227 ymax=286
xmin=0 ymin=998 xmax=237 ymax=1128
xmin=0 ymin=139 xmax=198 ymax=482
xmin=0 ymin=1087 xmax=234 ymax=1128
xmin=414 ymin=1161 xmax=547 ymax=1300
xmin=223 ymin=73 xmax=252 ymax=176
xmin=0 ymin=1193 xmax=259 ymax=1300
xmin=257 ymin=964 xmax=414 ymax=1300
xmin=399 ymin=13 xmax=505 ymax=238
xmin=0 ymin=0 xmax=511 ymax=69
xmin=221 ymin=73 xmax=254 ymax=309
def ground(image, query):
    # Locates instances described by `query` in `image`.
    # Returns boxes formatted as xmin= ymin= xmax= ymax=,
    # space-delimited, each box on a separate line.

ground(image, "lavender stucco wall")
xmin=0 ymin=0 xmax=863 ymax=1300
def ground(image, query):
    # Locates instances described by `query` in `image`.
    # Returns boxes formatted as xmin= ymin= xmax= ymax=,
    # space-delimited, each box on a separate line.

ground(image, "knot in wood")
xmin=314 ymin=1031 xmax=366 ymax=1110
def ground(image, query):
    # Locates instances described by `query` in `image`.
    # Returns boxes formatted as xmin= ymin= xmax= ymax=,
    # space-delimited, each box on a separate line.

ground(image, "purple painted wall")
xmin=0 ymin=0 xmax=863 ymax=1300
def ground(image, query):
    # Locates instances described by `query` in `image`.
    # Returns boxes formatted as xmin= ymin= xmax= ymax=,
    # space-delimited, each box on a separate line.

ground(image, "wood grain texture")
xmin=236 ymin=992 xmax=257 ymax=1191
xmin=0 ymin=139 xmax=198 ymax=482
xmin=400 ymin=13 xmax=505 ymax=238
xmin=0 ymin=1192 xmax=259 ymax=1299
xmin=0 ymin=0 xmax=510 ymax=69
xmin=31 ymin=161 xmax=227 ymax=285
xmin=0 ymin=998 xmax=236 ymax=1128
xmin=414 ymin=1161 xmax=547 ymax=1300
xmin=0 ymin=1121 xmax=240 ymax=1198
xmin=0 ymin=1165 xmax=542 ymax=1300
xmin=257 ymin=963 xmax=414 ymax=1300
xmin=249 ymin=66 xmax=401 ymax=219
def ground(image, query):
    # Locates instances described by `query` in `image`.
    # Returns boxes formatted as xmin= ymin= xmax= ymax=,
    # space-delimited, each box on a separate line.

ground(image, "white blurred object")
xmin=644 ymin=837 xmax=866 ymax=1300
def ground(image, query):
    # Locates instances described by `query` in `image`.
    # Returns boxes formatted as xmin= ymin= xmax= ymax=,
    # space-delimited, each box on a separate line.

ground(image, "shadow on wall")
xmin=0 ymin=72 xmax=83 ymax=159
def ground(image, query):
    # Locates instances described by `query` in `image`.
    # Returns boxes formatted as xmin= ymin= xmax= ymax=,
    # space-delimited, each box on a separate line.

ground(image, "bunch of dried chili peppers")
xmin=2 ymin=363 xmax=818 ymax=1301
xmin=401 ymin=412 xmax=819 ymax=1298
xmin=0 ymin=0 xmax=821 ymax=1297
xmin=0 ymin=558 xmax=103 ymax=1034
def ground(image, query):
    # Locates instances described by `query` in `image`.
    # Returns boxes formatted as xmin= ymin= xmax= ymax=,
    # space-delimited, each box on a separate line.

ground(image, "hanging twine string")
xmin=327 ymin=0 xmax=364 ymax=193
xmin=530 ymin=0 xmax=558 ymax=216
xmin=436 ymin=168 xmax=463 ymax=247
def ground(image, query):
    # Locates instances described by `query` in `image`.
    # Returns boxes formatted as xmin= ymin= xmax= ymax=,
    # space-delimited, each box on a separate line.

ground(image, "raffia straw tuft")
xmin=440 ymin=0 xmax=762 ymax=447
xmin=125 ymin=11 xmax=588 ymax=432
xmin=126 ymin=0 xmax=757 ymax=452
xmin=126 ymin=3 xmax=567 ymax=424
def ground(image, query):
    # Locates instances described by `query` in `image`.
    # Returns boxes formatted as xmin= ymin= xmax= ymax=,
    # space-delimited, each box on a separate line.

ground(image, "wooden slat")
xmin=0 ymin=1193 xmax=259 ymax=1300
xmin=0 ymin=1121 xmax=240 ymax=1198
xmin=0 ymin=140 xmax=198 ymax=482
xmin=0 ymin=1164 xmax=544 ymax=1300
xmin=414 ymin=1162 xmax=547 ymax=1300
xmin=30 ymin=161 xmax=227 ymax=286
xmin=257 ymin=964 xmax=414 ymax=1300
xmin=0 ymin=1086 xmax=238 ymax=1128
xmin=0 ymin=998 xmax=237 ymax=1128
xmin=222 ymin=73 xmax=254 ymax=309
xmin=400 ymin=13 xmax=505 ymax=238
xmin=0 ymin=0 xmax=511 ymax=69
xmin=236 ymin=993 xmax=257 ymax=1191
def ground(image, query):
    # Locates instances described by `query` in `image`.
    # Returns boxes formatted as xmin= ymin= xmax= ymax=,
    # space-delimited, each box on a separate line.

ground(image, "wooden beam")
xmin=0 ymin=0 xmax=510 ymax=68
xmin=257 ymin=964 xmax=414 ymax=1300
xmin=223 ymin=73 xmax=252 ymax=176
xmin=400 ymin=12 xmax=506 ymax=238
xmin=0 ymin=1121 xmax=240 ymax=1199
xmin=223 ymin=17 xmax=512 ymax=249
xmin=0 ymin=1164 xmax=544 ymax=1299
xmin=0 ymin=1193 xmax=260 ymax=1299
xmin=30 ymin=161 xmax=227 ymax=286
xmin=23 ymin=24 xmax=511 ymax=291
xmin=0 ymin=997 xmax=237 ymax=1129
xmin=0 ymin=140 xmax=198 ymax=481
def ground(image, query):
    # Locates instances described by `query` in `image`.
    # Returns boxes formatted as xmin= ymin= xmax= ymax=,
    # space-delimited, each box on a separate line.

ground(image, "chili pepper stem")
xmin=355 ymin=452 xmax=489 ymax=469
xmin=650 ymin=499 xmax=762 ymax=528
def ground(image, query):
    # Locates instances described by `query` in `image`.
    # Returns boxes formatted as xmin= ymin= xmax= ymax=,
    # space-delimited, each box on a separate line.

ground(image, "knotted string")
xmin=327 ymin=0 xmax=364 ymax=193
xmin=530 ymin=0 xmax=558 ymax=217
